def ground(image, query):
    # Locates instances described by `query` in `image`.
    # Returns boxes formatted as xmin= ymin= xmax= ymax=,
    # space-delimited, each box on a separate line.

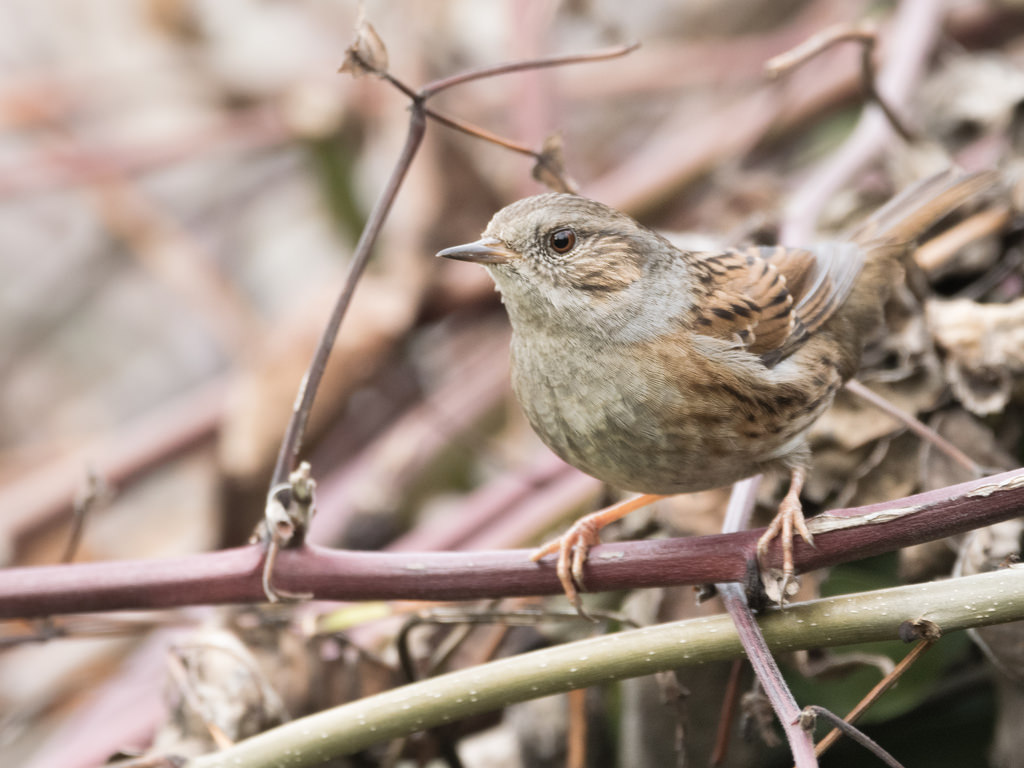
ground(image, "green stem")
xmin=190 ymin=566 xmax=1024 ymax=767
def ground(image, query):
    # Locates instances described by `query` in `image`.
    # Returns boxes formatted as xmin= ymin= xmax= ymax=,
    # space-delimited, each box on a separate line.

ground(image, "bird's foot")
xmin=531 ymin=493 xmax=664 ymax=618
xmin=756 ymin=468 xmax=812 ymax=602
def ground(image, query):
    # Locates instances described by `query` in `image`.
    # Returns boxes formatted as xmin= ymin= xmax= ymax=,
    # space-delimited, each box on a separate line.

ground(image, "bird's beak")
xmin=436 ymin=237 xmax=516 ymax=265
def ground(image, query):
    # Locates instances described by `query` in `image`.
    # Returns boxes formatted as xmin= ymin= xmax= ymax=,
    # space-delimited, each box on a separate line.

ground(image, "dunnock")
xmin=437 ymin=170 xmax=998 ymax=609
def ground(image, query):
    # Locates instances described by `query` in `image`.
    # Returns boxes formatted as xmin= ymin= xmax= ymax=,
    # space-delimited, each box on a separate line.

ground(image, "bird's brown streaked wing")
xmin=766 ymin=241 xmax=863 ymax=360
xmin=688 ymin=243 xmax=863 ymax=366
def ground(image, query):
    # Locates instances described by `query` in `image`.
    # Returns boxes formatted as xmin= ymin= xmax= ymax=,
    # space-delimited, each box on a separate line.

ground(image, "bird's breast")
xmin=508 ymin=328 xmax=836 ymax=493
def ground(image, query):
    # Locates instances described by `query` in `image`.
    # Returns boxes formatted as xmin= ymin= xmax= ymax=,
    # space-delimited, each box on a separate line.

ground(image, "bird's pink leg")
xmin=532 ymin=493 xmax=666 ymax=612
xmin=756 ymin=466 xmax=812 ymax=595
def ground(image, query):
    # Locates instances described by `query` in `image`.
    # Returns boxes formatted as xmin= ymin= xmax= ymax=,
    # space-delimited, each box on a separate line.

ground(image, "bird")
xmin=436 ymin=169 xmax=999 ymax=611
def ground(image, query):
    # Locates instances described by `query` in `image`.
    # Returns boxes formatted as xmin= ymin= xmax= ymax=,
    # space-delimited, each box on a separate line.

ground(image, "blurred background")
xmin=2 ymin=1 xmax=1024 ymax=766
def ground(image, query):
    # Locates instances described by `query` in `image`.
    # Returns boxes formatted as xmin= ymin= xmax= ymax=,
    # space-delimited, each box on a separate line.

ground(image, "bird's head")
xmin=437 ymin=193 xmax=687 ymax=336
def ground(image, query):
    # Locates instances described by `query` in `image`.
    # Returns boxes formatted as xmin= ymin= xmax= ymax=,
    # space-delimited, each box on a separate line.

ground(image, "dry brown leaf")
xmin=836 ymin=432 xmax=921 ymax=509
xmin=926 ymin=297 xmax=1024 ymax=416
xmin=338 ymin=14 xmax=389 ymax=78
xmin=153 ymin=628 xmax=289 ymax=757
xmin=922 ymin=409 xmax=1015 ymax=490
xmin=861 ymin=284 xmax=934 ymax=382
xmin=914 ymin=54 xmax=1024 ymax=152
xmin=531 ymin=133 xmax=579 ymax=194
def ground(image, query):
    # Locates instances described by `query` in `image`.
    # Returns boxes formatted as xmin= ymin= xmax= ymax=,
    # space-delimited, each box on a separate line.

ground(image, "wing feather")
xmin=687 ymin=243 xmax=863 ymax=366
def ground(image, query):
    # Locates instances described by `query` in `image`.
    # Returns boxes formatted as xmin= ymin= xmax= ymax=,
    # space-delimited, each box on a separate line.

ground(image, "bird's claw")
xmin=756 ymin=474 xmax=813 ymax=602
xmin=532 ymin=516 xmax=604 ymax=620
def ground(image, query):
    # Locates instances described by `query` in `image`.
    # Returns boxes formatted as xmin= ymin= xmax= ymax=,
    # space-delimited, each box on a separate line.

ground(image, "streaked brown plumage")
xmin=437 ymin=170 xmax=998 ymax=608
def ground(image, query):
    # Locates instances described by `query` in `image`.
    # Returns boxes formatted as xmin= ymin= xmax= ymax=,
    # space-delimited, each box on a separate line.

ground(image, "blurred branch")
xmin=915 ymin=204 xmax=1014 ymax=276
xmin=306 ymin=321 xmax=517 ymax=548
xmin=186 ymin=566 xmax=1024 ymax=768
xmin=91 ymin=176 xmax=260 ymax=352
xmin=0 ymin=104 xmax=289 ymax=198
xmin=0 ymin=377 xmax=226 ymax=549
xmin=2 ymin=468 xmax=1023 ymax=619
xmin=765 ymin=21 xmax=916 ymax=143
xmin=780 ymin=1 xmax=947 ymax=244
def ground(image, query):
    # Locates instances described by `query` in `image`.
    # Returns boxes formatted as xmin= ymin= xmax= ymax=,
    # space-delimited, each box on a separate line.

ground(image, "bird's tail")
xmin=849 ymin=168 xmax=1002 ymax=248
xmin=827 ymin=168 xmax=1003 ymax=380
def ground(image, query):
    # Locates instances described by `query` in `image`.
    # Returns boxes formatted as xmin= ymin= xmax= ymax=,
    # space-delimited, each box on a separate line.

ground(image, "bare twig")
xmin=268 ymin=40 xmax=637 ymax=490
xmin=766 ymin=22 xmax=916 ymax=143
xmin=420 ymin=43 xmax=640 ymax=99
xmin=268 ymin=105 xmax=426 ymax=490
xmin=844 ymin=379 xmax=983 ymax=477
xmin=812 ymin=638 xmax=935 ymax=759
xmin=260 ymin=97 xmax=426 ymax=598
xmin=721 ymin=583 xmax=818 ymax=765
xmin=263 ymin=33 xmax=637 ymax=597
xmin=0 ymin=377 xmax=226 ymax=549
xmin=421 ymin=107 xmax=578 ymax=193
xmin=800 ymin=706 xmax=905 ymax=768
xmin=718 ymin=477 xmax=818 ymax=767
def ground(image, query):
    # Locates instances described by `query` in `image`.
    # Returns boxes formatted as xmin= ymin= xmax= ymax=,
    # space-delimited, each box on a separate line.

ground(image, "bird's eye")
xmin=548 ymin=227 xmax=576 ymax=254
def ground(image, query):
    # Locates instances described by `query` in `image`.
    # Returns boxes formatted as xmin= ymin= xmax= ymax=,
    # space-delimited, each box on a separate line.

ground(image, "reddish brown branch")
xmin=718 ymin=477 xmax=817 ymax=766
xmin=1 ymin=468 xmax=1021 ymax=621
xmin=268 ymin=106 xmax=426 ymax=489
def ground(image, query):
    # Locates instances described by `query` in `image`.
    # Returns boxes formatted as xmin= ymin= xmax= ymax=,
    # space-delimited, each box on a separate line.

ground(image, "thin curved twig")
xmin=812 ymin=637 xmax=935 ymax=760
xmin=766 ymin=22 xmax=916 ymax=143
xmin=801 ymin=706 xmax=905 ymax=768
xmin=420 ymin=42 xmax=639 ymax=99
xmin=268 ymin=40 xmax=637 ymax=490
